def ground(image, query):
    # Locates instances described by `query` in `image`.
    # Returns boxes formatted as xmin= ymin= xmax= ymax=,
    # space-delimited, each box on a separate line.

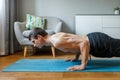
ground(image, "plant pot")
xmin=114 ymin=10 xmax=119 ymax=14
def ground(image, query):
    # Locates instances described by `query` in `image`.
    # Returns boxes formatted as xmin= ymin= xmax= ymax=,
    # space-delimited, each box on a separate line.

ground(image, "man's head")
xmin=29 ymin=27 xmax=48 ymax=40
xmin=29 ymin=27 xmax=48 ymax=48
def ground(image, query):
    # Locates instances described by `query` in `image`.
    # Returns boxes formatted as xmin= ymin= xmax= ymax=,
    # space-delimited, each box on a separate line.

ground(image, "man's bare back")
xmin=50 ymin=32 xmax=90 ymax=53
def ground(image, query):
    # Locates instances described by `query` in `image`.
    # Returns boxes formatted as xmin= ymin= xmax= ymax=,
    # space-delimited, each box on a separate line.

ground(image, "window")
xmin=0 ymin=0 xmax=2 ymax=11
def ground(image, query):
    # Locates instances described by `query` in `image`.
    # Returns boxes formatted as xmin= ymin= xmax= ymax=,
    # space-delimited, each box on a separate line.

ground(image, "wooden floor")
xmin=0 ymin=50 xmax=120 ymax=80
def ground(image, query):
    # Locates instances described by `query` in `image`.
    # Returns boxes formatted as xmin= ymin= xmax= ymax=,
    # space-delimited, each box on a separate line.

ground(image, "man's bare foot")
xmin=67 ymin=65 xmax=85 ymax=71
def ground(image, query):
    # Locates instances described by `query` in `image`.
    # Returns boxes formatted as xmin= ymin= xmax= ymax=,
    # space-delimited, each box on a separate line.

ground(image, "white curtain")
xmin=0 ymin=0 xmax=21 ymax=55
xmin=0 ymin=0 xmax=6 ymax=55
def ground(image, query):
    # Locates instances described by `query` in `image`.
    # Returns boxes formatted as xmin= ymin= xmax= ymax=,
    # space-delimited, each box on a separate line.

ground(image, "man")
xmin=29 ymin=28 xmax=120 ymax=71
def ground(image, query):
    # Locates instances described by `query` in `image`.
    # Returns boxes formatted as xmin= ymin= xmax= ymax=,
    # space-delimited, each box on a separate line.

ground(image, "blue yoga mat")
xmin=2 ymin=59 xmax=120 ymax=72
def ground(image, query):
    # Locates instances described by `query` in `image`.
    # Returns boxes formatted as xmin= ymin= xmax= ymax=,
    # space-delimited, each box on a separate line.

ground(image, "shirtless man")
xmin=29 ymin=28 xmax=120 ymax=71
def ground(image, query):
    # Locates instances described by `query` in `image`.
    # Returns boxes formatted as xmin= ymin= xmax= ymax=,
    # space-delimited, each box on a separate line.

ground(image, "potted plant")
xmin=114 ymin=7 xmax=120 ymax=14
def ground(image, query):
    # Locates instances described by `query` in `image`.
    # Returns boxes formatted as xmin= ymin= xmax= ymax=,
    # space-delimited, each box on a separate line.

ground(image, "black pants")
xmin=87 ymin=32 xmax=120 ymax=57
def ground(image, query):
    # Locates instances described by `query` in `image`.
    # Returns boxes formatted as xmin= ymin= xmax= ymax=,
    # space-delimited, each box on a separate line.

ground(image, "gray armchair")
xmin=14 ymin=17 xmax=62 ymax=58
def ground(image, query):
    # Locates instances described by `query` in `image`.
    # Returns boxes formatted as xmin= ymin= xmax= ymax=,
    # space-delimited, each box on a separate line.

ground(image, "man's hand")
xmin=67 ymin=64 xmax=86 ymax=71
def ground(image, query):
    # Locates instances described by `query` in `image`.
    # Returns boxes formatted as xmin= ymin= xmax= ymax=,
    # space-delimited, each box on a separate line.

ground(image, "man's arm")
xmin=67 ymin=40 xmax=89 ymax=70
xmin=80 ymin=40 xmax=89 ymax=68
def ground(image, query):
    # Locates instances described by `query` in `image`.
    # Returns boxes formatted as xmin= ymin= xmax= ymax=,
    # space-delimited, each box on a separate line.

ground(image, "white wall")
xmin=18 ymin=0 xmax=120 ymax=33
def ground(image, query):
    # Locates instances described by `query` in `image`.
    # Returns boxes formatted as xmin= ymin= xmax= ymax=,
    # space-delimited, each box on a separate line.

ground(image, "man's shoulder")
xmin=51 ymin=32 xmax=67 ymax=40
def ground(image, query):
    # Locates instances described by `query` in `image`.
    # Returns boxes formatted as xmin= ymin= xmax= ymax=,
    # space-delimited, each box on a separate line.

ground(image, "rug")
xmin=2 ymin=59 xmax=120 ymax=72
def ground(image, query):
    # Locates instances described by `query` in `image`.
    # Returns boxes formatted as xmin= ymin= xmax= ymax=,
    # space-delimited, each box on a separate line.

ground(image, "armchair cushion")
xmin=26 ymin=14 xmax=45 ymax=30
xmin=23 ymin=30 xmax=32 ymax=38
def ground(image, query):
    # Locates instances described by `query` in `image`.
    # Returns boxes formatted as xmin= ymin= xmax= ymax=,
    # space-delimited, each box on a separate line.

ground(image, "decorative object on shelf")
xmin=114 ymin=7 xmax=120 ymax=14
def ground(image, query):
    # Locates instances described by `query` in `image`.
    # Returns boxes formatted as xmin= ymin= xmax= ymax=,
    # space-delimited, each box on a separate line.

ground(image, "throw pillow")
xmin=26 ymin=14 xmax=45 ymax=30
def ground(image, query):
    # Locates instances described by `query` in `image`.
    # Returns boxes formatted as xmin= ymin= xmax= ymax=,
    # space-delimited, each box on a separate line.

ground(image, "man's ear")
xmin=37 ymin=35 xmax=43 ymax=40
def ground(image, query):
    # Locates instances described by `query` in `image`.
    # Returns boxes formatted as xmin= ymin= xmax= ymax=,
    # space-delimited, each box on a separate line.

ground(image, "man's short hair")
xmin=29 ymin=27 xmax=48 ymax=40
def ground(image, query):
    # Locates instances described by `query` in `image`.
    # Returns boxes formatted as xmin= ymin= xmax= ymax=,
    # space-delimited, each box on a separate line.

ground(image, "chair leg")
xmin=24 ymin=46 xmax=28 ymax=58
xmin=51 ymin=46 xmax=55 ymax=58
